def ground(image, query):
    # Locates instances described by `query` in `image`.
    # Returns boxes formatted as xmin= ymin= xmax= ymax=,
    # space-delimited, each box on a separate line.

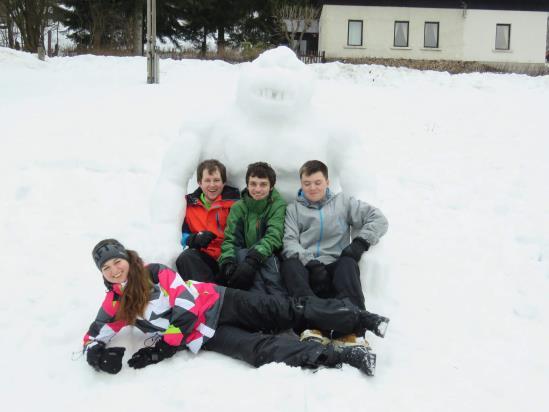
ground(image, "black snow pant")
xmin=175 ymin=248 xmax=218 ymax=283
xmin=281 ymin=256 xmax=366 ymax=310
xmin=203 ymin=288 xmax=360 ymax=368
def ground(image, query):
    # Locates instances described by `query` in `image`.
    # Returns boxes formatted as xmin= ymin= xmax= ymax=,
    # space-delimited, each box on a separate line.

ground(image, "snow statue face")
xmin=236 ymin=46 xmax=314 ymax=119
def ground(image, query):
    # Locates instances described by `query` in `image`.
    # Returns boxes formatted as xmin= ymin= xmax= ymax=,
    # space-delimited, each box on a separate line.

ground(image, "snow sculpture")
xmin=151 ymin=46 xmax=375 ymax=263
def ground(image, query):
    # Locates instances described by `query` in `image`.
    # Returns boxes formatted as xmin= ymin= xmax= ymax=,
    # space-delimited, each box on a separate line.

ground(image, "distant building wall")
xmin=319 ymin=5 xmax=549 ymax=63
xmin=462 ymin=9 xmax=548 ymax=63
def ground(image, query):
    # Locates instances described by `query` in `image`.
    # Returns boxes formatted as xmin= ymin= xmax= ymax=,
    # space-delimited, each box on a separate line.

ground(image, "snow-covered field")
xmin=0 ymin=46 xmax=548 ymax=411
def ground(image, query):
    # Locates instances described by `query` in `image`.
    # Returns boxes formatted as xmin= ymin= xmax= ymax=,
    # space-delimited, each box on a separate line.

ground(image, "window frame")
xmin=347 ymin=19 xmax=364 ymax=47
xmin=495 ymin=23 xmax=511 ymax=50
xmin=424 ymin=21 xmax=440 ymax=48
xmin=393 ymin=20 xmax=410 ymax=48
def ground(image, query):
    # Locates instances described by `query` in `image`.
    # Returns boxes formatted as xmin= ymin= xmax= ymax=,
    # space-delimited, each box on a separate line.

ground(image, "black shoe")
xmin=360 ymin=311 xmax=390 ymax=338
xmin=338 ymin=345 xmax=376 ymax=376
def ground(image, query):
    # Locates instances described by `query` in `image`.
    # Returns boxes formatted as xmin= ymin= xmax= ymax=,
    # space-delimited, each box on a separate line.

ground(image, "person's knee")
xmin=281 ymin=257 xmax=306 ymax=276
xmin=337 ymin=255 xmax=359 ymax=268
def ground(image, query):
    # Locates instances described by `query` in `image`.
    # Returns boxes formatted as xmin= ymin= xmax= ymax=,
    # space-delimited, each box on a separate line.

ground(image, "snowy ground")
xmin=0 ymin=46 xmax=548 ymax=411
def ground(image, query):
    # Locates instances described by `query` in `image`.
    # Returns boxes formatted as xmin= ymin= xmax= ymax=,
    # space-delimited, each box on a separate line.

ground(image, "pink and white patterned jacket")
xmin=83 ymin=263 xmax=225 ymax=354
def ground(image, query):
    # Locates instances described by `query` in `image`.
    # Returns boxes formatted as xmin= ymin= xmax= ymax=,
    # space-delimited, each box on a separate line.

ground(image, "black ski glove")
xmin=187 ymin=231 xmax=216 ymax=249
xmin=86 ymin=342 xmax=126 ymax=374
xmin=341 ymin=237 xmax=370 ymax=262
xmin=216 ymin=260 xmax=237 ymax=285
xmin=127 ymin=339 xmax=179 ymax=370
xmin=306 ymin=260 xmax=331 ymax=295
xmin=228 ymin=250 xmax=262 ymax=290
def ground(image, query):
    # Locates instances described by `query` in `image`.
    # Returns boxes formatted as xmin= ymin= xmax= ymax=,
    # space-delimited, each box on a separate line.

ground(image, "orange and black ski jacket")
xmin=181 ymin=185 xmax=240 ymax=259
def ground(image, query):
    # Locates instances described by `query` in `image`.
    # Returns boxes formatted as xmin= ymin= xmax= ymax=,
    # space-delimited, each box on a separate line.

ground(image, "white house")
xmin=318 ymin=1 xmax=549 ymax=64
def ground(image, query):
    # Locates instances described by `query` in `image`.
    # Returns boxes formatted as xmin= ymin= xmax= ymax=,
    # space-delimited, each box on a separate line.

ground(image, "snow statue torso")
xmin=150 ymin=46 xmax=376 ymax=263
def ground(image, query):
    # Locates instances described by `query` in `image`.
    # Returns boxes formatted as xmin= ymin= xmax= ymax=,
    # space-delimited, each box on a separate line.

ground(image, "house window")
xmin=424 ymin=22 xmax=439 ymax=48
xmin=495 ymin=24 xmax=511 ymax=50
xmin=348 ymin=20 xmax=363 ymax=46
xmin=394 ymin=21 xmax=409 ymax=47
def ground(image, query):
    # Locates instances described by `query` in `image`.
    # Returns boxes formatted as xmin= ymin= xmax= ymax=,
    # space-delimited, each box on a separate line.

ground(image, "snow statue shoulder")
xmin=150 ymin=46 xmax=377 ymax=263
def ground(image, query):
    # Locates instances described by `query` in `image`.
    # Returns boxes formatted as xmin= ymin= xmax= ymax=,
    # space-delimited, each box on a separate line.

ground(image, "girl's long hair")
xmin=116 ymin=250 xmax=151 ymax=324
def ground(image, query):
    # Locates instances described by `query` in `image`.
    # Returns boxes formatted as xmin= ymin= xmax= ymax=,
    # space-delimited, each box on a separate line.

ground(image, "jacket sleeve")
xmin=180 ymin=219 xmax=192 ymax=247
xmin=82 ymin=292 xmax=126 ymax=352
xmin=345 ymin=194 xmax=389 ymax=246
xmin=218 ymin=201 xmax=246 ymax=265
xmin=155 ymin=266 xmax=199 ymax=347
xmin=252 ymin=196 xmax=287 ymax=260
xmin=282 ymin=202 xmax=315 ymax=266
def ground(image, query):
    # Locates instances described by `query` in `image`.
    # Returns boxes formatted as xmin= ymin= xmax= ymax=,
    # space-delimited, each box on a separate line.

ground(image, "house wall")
xmin=462 ymin=9 xmax=548 ymax=63
xmin=319 ymin=5 xmax=548 ymax=63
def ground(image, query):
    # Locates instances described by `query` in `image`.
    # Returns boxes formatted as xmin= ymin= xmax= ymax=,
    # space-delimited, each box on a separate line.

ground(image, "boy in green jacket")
xmin=218 ymin=162 xmax=287 ymax=296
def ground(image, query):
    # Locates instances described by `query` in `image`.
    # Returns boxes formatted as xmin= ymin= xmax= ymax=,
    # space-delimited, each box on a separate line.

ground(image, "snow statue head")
xmin=236 ymin=46 xmax=314 ymax=119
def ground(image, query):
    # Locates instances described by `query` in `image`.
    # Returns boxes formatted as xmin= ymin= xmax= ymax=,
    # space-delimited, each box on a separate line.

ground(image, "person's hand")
xmin=306 ymin=260 xmax=331 ymax=295
xmin=127 ymin=339 xmax=179 ymax=369
xmin=86 ymin=342 xmax=126 ymax=374
xmin=228 ymin=261 xmax=256 ymax=290
xmin=341 ymin=237 xmax=370 ymax=262
xmin=216 ymin=260 xmax=237 ymax=285
xmin=228 ymin=250 xmax=262 ymax=290
xmin=187 ymin=231 xmax=216 ymax=249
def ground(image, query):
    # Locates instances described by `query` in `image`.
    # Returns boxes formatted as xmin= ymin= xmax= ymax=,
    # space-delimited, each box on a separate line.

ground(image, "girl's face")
xmin=101 ymin=258 xmax=130 ymax=284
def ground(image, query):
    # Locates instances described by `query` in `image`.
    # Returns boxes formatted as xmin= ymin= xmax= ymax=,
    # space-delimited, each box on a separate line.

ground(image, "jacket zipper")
xmin=316 ymin=208 xmax=324 ymax=258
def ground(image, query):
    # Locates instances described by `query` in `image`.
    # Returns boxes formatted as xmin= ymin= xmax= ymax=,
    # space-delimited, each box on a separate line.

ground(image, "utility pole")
xmin=146 ymin=0 xmax=159 ymax=84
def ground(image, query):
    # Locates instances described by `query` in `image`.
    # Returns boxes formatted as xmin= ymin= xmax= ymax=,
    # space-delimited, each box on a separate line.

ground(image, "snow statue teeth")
xmin=149 ymin=46 xmax=377 ymax=264
xmin=236 ymin=46 xmax=313 ymax=119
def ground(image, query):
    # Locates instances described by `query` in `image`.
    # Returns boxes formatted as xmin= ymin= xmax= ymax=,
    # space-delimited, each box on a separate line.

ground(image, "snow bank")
xmin=0 ymin=46 xmax=547 ymax=412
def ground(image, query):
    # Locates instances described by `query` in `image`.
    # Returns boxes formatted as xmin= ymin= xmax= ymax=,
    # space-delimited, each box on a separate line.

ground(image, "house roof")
xmin=320 ymin=1 xmax=549 ymax=12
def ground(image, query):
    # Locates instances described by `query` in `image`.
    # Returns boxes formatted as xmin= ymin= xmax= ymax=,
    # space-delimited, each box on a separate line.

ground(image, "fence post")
xmin=47 ymin=30 xmax=52 ymax=57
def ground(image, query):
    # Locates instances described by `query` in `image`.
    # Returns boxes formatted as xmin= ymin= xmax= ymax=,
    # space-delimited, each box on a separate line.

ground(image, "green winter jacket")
xmin=219 ymin=188 xmax=287 ymax=264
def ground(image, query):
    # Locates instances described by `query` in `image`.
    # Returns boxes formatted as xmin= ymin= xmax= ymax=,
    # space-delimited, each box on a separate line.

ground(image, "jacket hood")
xmin=296 ymin=188 xmax=334 ymax=209
xmin=187 ymin=185 xmax=240 ymax=204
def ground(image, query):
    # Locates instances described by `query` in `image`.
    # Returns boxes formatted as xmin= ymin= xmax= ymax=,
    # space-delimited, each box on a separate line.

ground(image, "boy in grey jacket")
xmin=281 ymin=160 xmax=389 ymax=346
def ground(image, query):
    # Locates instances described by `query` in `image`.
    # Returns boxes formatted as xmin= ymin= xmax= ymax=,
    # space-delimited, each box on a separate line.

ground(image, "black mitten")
xmin=228 ymin=260 xmax=256 ymax=290
xmin=127 ymin=339 xmax=179 ymax=369
xmin=306 ymin=260 xmax=331 ymax=295
xmin=228 ymin=249 xmax=263 ymax=290
xmin=217 ymin=260 xmax=237 ymax=285
xmin=187 ymin=231 xmax=216 ymax=249
xmin=86 ymin=342 xmax=126 ymax=374
xmin=341 ymin=237 xmax=370 ymax=261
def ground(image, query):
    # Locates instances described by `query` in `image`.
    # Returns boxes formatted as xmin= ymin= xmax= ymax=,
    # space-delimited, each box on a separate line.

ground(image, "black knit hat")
xmin=92 ymin=239 xmax=129 ymax=270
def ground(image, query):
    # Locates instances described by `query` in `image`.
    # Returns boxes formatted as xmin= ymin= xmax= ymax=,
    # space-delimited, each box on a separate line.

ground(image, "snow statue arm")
xmin=149 ymin=130 xmax=201 ymax=265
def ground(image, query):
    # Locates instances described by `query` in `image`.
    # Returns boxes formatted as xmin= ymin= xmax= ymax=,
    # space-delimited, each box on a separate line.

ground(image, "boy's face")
xmin=301 ymin=171 xmax=329 ymax=203
xmin=247 ymin=175 xmax=271 ymax=200
xmin=199 ymin=169 xmax=224 ymax=203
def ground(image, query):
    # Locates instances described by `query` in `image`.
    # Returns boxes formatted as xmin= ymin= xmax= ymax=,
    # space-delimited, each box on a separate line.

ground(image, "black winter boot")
xmin=338 ymin=345 xmax=376 ymax=376
xmin=360 ymin=311 xmax=390 ymax=338
xmin=317 ymin=344 xmax=376 ymax=376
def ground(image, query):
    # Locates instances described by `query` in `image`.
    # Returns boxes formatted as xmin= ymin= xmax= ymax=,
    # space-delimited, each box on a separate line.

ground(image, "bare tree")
xmin=132 ymin=0 xmax=143 ymax=55
xmin=0 ymin=0 xmax=52 ymax=52
xmin=0 ymin=2 xmax=17 ymax=48
xmin=273 ymin=2 xmax=319 ymax=53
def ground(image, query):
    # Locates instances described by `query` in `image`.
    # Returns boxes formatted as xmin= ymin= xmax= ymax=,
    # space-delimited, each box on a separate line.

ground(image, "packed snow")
xmin=0 ymin=46 xmax=547 ymax=412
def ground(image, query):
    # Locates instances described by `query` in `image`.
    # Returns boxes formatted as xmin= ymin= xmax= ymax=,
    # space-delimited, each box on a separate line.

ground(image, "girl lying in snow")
xmin=83 ymin=239 xmax=389 ymax=376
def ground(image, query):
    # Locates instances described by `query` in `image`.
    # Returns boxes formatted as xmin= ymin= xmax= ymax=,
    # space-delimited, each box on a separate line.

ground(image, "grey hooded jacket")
xmin=282 ymin=189 xmax=388 ymax=265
